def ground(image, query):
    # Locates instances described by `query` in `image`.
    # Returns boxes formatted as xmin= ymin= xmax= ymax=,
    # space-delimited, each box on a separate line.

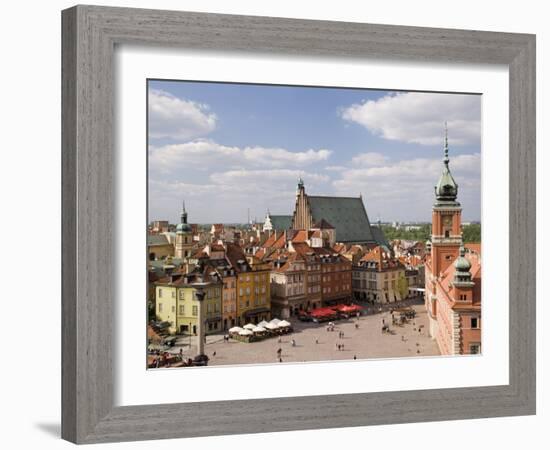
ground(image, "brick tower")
xmin=430 ymin=123 xmax=462 ymax=278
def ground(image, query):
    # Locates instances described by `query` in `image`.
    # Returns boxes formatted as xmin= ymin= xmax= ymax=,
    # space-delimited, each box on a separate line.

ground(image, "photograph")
xmin=146 ymin=80 xmax=482 ymax=368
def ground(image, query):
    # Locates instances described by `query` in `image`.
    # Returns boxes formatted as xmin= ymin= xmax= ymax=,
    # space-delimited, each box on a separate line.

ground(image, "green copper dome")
xmin=176 ymin=200 xmax=191 ymax=233
xmin=176 ymin=222 xmax=191 ymax=233
xmin=454 ymin=248 xmax=471 ymax=271
xmin=453 ymin=245 xmax=474 ymax=286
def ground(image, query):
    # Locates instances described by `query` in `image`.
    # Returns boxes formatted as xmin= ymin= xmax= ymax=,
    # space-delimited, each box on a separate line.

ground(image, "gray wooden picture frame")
xmin=61 ymin=4 xmax=536 ymax=444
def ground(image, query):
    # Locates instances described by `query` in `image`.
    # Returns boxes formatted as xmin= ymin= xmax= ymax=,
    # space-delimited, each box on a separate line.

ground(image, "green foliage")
xmin=381 ymin=224 xmax=431 ymax=242
xmin=381 ymin=223 xmax=481 ymax=243
xmin=461 ymin=224 xmax=481 ymax=243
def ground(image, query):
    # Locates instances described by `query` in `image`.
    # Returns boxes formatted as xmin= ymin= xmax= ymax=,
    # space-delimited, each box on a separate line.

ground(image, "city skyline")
xmin=148 ymin=80 xmax=481 ymax=224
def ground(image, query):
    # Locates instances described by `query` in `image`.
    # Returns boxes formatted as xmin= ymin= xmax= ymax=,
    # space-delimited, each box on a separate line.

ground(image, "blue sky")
xmin=148 ymin=80 xmax=481 ymax=224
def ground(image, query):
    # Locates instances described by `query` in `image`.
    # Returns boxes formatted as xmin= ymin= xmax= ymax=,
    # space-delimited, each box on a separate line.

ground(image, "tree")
xmin=462 ymin=224 xmax=481 ymax=243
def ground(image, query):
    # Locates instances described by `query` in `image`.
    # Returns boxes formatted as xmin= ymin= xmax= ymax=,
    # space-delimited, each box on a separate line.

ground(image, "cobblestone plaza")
xmin=167 ymin=302 xmax=440 ymax=367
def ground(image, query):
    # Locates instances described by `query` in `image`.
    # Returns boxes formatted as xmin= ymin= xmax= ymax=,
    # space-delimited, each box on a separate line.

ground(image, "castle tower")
xmin=175 ymin=200 xmax=193 ymax=259
xmin=430 ymin=123 xmax=462 ymax=277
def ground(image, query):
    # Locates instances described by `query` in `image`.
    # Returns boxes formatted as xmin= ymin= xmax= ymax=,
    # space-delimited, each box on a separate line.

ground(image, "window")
xmin=444 ymin=230 xmax=450 ymax=238
xmin=158 ymin=303 xmax=163 ymax=312
xmin=171 ymin=305 xmax=176 ymax=313
xmin=192 ymin=305 xmax=198 ymax=316
xmin=179 ymin=305 xmax=185 ymax=315
xmin=158 ymin=288 xmax=162 ymax=298
xmin=470 ymin=343 xmax=481 ymax=354
xmin=171 ymin=291 xmax=176 ymax=298
xmin=471 ymin=317 xmax=479 ymax=329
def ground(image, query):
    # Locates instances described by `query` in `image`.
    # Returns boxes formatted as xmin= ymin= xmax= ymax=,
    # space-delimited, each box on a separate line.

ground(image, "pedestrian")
xmin=291 ymin=339 xmax=296 ymax=347
xmin=353 ymin=355 xmax=357 ymax=360
xmin=342 ymin=343 xmax=345 ymax=351
xmin=212 ymin=351 xmax=216 ymax=357
xmin=338 ymin=344 xmax=341 ymax=351
xmin=278 ymin=336 xmax=282 ymax=343
xmin=341 ymin=331 xmax=344 ymax=338
xmin=336 ymin=342 xmax=339 ymax=350
xmin=355 ymin=323 xmax=359 ymax=329
xmin=315 ymin=338 xmax=319 ymax=344
xmin=279 ymin=357 xmax=283 ymax=363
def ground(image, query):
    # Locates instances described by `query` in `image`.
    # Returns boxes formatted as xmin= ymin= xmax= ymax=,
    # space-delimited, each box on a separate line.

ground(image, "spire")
xmin=444 ymin=121 xmax=449 ymax=165
xmin=180 ymin=200 xmax=188 ymax=224
xmin=434 ymin=122 xmax=459 ymax=204
xmin=296 ymin=176 xmax=304 ymax=196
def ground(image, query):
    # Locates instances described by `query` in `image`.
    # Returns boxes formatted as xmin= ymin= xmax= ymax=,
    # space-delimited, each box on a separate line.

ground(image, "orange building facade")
xmin=424 ymin=129 xmax=482 ymax=355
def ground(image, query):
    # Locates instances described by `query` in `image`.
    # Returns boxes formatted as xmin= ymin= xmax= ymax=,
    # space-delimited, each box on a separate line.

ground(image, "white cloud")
xmin=211 ymin=169 xmax=329 ymax=188
xmin=340 ymin=92 xmax=481 ymax=146
xmin=331 ymin=153 xmax=481 ymax=220
xmin=324 ymin=165 xmax=347 ymax=172
xmin=148 ymin=89 xmax=217 ymax=140
xmin=351 ymin=152 xmax=389 ymax=167
xmin=149 ymin=140 xmax=332 ymax=175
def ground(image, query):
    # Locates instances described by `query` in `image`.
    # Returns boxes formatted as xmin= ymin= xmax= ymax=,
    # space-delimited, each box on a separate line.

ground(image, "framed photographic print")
xmin=62 ymin=5 xmax=536 ymax=444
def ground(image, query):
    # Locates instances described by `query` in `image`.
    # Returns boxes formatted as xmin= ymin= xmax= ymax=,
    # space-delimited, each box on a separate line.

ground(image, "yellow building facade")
xmin=155 ymin=275 xmax=222 ymax=335
xmin=236 ymin=266 xmax=271 ymax=325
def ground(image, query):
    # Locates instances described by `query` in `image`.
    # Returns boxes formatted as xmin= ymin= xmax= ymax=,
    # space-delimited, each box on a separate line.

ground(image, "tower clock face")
xmin=443 ymin=215 xmax=453 ymax=227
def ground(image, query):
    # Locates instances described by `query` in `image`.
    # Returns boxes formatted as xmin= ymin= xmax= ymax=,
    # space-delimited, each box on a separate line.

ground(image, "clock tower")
xmin=430 ymin=124 xmax=462 ymax=278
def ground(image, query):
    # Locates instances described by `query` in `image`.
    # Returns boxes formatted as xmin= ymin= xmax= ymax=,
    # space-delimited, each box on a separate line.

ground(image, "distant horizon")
xmin=148 ymin=218 xmax=482 ymax=227
xmin=148 ymin=80 xmax=481 ymax=225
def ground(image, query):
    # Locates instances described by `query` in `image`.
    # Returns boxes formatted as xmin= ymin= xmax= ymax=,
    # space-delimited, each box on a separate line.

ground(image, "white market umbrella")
xmin=228 ymin=326 xmax=243 ymax=333
xmin=269 ymin=318 xmax=281 ymax=325
xmin=252 ymin=326 xmax=266 ymax=333
xmin=243 ymin=323 xmax=256 ymax=330
xmin=239 ymin=329 xmax=253 ymax=336
xmin=257 ymin=320 xmax=270 ymax=328
xmin=265 ymin=323 xmax=278 ymax=330
xmin=278 ymin=320 xmax=291 ymax=328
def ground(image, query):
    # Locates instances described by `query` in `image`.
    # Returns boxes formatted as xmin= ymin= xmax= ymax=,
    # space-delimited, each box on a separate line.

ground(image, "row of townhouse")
xmin=154 ymin=241 xmax=272 ymax=335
